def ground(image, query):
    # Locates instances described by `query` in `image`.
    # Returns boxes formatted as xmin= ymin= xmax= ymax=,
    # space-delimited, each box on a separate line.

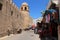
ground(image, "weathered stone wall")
xmin=0 ymin=0 xmax=33 ymax=37
xmin=0 ymin=0 xmax=22 ymax=37
xmin=0 ymin=0 xmax=10 ymax=37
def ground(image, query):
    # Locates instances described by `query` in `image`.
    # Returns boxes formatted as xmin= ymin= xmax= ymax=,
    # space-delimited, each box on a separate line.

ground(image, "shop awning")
xmin=48 ymin=9 xmax=57 ymax=13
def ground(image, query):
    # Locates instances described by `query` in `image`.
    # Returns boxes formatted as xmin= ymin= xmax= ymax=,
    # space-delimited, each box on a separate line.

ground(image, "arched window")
xmin=0 ymin=3 xmax=2 ymax=10
xmin=25 ymin=7 xmax=27 ymax=10
xmin=21 ymin=7 xmax=23 ymax=11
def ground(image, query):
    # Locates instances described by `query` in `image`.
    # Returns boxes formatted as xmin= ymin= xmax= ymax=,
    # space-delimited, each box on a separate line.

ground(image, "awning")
xmin=48 ymin=9 xmax=57 ymax=13
xmin=44 ymin=9 xmax=57 ymax=15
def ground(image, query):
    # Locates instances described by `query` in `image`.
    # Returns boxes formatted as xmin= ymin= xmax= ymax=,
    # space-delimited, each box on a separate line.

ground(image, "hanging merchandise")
xmin=45 ymin=15 xmax=48 ymax=23
xmin=48 ymin=9 xmax=57 ymax=22
xmin=47 ymin=14 xmax=50 ymax=22
xmin=45 ymin=14 xmax=50 ymax=23
xmin=44 ymin=10 xmax=50 ymax=23
xmin=49 ymin=9 xmax=56 ymax=18
xmin=49 ymin=9 xmax=57 ymax=13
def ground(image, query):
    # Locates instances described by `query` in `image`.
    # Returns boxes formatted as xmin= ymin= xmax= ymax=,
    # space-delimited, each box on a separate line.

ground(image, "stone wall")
xmin=0 ymin=0 xmax=21 ymax=37
xmin=0 ymin=0 xmax=33 ymax=37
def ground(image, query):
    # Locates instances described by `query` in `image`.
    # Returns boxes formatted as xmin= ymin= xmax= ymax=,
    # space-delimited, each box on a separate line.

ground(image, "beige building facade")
xmin=0 ymin=0 xmax=21 ymax=37
xmin=0 ymin=0 xmax=33 ymax=37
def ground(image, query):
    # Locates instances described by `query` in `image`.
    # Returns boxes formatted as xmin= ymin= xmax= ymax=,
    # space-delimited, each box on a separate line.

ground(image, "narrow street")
xmin=0 ymin=30 xmax=40 ymax=40
xmin=0 ymin=0 xmax=59 ymax=40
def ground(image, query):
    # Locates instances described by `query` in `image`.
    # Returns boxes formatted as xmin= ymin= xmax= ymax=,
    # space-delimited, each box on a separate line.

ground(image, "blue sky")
xmin=13 ymin=0 xmax=49 ymax=19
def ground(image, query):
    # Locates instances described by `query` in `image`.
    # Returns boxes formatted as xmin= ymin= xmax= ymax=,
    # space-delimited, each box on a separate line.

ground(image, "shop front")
xmin=46 ymin=0 xmax=59 ymax=40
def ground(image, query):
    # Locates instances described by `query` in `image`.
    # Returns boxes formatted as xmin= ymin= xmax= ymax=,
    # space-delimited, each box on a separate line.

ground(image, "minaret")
xmin=20 ymin=2 xmax=30 ymax=29
xmin=20 ymin=2 xmax=29 ymax=12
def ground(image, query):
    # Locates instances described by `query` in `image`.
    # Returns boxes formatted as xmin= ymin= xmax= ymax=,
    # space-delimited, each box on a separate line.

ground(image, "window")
xmin=17 ymin=14 xmax=18 ymax=18
xmin=25 ymin=7 xmax=27 ymax=10
xmin=11 ymin=11 xmax=13 ymax=16
xmin=0 ymin=3 xmax=2 ymax=10
xmin=21 ymin=7 xmax=23 ymax=11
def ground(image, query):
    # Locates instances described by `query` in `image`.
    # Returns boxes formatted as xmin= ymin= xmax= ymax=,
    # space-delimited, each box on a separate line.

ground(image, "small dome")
xmin=22 ymin=2 xmax=28 ymax=6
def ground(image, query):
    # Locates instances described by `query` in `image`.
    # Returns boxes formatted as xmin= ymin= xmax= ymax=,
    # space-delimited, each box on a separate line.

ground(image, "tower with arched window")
xmin=20 ymin=2 xmax=29 ymax=12
xmin=20 ymin=2 xmax=30 ymax=29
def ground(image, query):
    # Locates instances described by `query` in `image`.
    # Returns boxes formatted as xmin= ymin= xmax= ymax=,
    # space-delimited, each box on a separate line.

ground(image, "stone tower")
xmin=20 ymin=2 xmax=30 ymax=29
xmin=20 ymin=2 xmax=29 ymax=12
